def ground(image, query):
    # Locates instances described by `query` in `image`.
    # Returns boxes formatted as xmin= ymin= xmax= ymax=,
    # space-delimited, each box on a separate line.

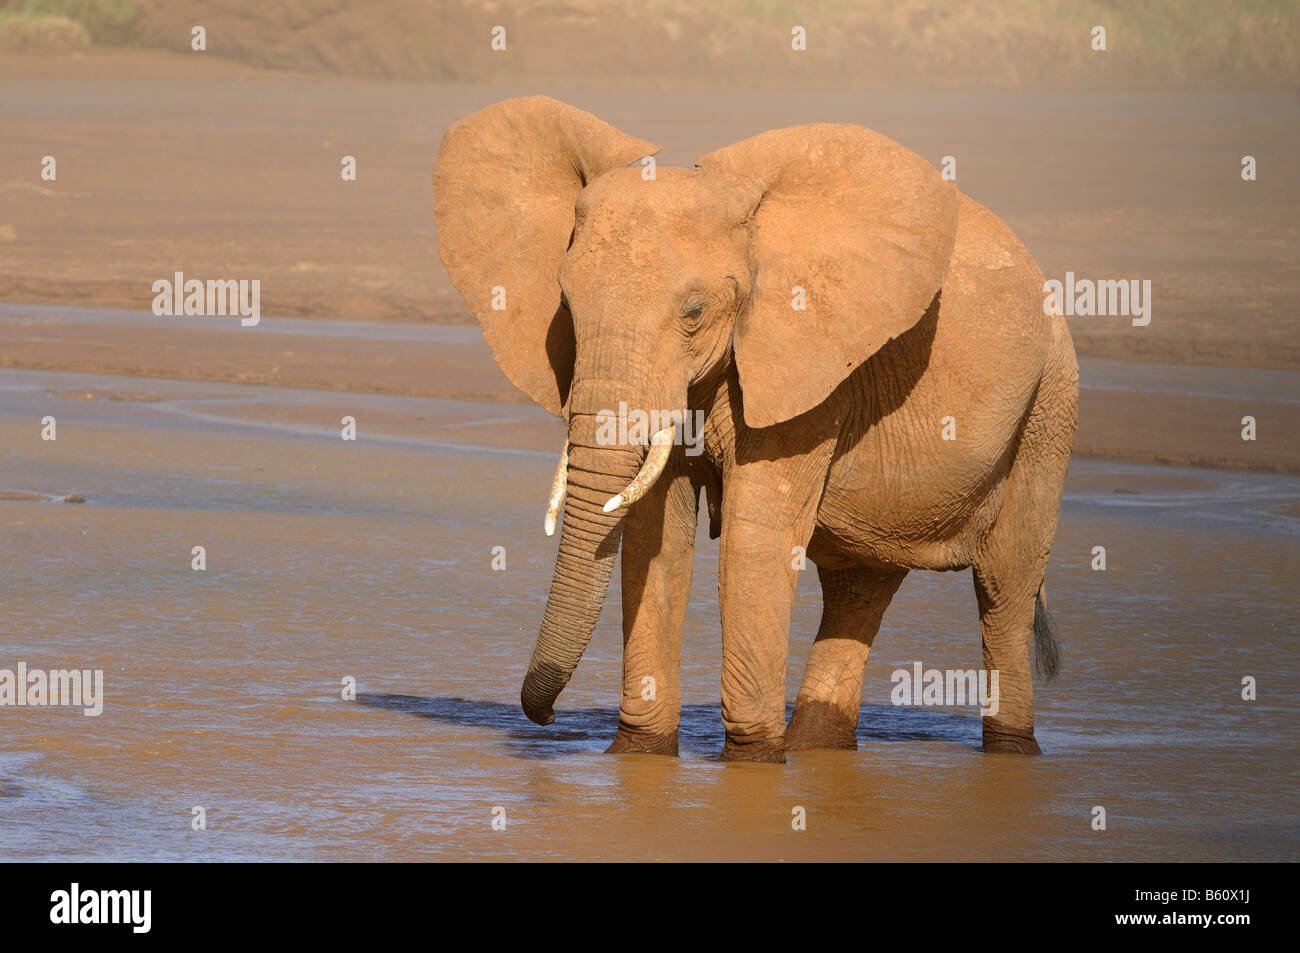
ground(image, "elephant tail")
xmin=1032 ymin=583 xmax=1061 ymax=681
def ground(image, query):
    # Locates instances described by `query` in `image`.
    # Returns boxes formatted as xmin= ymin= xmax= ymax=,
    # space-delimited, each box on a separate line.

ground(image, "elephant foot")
xmin=981 ymin=720 xmax=1042 ymax=754
xmin=606 ymin=727 xmax=679 ymax=756
xmin=720 ymin=737 xmax=786 ymax=763
xmin=785 ymin=700 xmax=859 ymax=751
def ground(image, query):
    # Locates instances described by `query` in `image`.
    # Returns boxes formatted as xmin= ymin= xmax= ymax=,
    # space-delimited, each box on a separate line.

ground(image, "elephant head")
xmin=433 ymin=96 xmax=958 ymax=725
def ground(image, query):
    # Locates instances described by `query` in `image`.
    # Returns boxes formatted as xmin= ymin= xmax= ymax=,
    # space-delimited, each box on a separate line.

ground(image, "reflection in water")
xmin=360 ymin=695 xmax=983 ymax=759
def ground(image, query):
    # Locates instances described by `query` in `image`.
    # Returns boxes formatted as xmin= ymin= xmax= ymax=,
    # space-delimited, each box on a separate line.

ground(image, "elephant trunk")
xmin=521 ymin=412 xmax=642 ymax=725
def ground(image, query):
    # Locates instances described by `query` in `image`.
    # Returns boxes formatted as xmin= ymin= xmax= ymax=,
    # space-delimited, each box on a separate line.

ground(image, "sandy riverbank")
xmin=2 ymin=52 xmax=1297 ymax=369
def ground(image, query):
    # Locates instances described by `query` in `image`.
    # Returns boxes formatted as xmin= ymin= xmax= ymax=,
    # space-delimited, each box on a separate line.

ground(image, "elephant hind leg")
xmin=786 ymin=566 xmax=908 ymax=751
xmin=972 ymin=336 xmax=1076 ymax=754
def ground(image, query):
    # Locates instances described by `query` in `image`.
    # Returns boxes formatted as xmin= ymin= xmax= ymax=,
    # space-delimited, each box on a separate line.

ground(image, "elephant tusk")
xmin=603 ymin=426 xmax=676 ymax=514
xmin=544 ymin=442 xmax=569 ymax=537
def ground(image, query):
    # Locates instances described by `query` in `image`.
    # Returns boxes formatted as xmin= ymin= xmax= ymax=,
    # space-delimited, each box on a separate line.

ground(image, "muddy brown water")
xmin=1 ymin=351 xmax=1297 ymax=861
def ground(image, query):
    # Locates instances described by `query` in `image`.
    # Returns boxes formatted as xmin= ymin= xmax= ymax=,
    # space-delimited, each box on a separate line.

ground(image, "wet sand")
xmin=2 ymin=55 xmax=1297 ymax=369
xmin=1 ymin=367 xmax=1297 ymax=861
xmin=3 ymin=303 xmax=1297 ymax=474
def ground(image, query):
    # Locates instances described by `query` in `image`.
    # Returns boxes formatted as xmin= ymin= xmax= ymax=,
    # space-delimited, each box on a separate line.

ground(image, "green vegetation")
xmin=0 ymin=10 xmax=89 ymax=51
xmin=0 ymin=0 xmax=140 ymax=43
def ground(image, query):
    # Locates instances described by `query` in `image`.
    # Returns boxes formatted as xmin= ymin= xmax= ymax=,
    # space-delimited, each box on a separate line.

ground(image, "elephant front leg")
xmin=718 ymin=431 xmax=836 ymax=763
xmin=607 ymin=461 xmax=699 ymax=756
xmin=786 ymin=566 xmax=907 ymax=750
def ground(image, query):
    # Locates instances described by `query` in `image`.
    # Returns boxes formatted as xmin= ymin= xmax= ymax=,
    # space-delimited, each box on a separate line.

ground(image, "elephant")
xmin=433 ymin=96 xmax=1078 ymax=763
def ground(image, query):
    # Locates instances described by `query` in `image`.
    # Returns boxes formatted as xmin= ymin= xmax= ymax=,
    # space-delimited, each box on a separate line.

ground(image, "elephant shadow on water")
xmin=359 ymin=693 xmax=979 ymax=760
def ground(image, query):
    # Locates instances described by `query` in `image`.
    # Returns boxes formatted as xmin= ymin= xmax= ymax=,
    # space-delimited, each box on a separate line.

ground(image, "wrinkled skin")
xmin=433 ymin=97 xmax=1078 ymax=763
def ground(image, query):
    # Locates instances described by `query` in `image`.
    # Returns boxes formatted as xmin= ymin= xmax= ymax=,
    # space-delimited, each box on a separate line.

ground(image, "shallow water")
xmin=1 ymin=368 xmax=1297 ymax=861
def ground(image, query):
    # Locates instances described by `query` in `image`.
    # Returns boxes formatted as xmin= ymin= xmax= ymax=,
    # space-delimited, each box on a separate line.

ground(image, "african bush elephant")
xmin=433 ymin=96 xmax=1078 ymax=763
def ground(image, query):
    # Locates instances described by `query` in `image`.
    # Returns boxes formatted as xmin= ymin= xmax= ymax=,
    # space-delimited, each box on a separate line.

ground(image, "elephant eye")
xmin=680 ymin=295 xmax=707 ymax=328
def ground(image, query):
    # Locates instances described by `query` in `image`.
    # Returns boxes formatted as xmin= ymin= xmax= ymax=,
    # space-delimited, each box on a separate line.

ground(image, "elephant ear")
xmin=698 ymin=124 xmax=958 ymax=429
xmin=434 ymin=97 xmax=659 ymax=415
